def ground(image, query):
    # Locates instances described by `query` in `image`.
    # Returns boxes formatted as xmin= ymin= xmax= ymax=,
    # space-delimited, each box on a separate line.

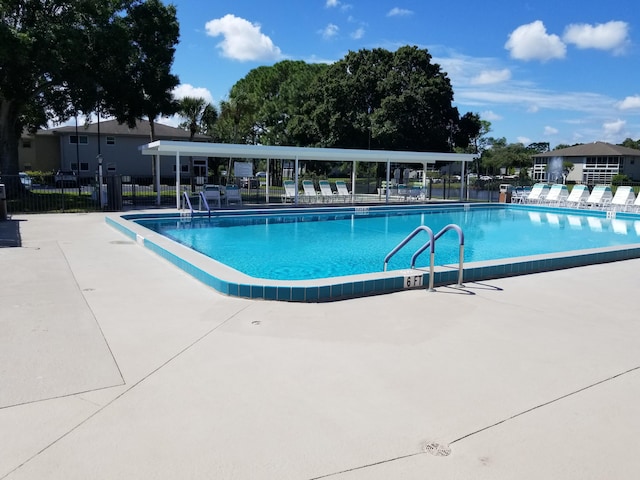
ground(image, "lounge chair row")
xmin=282 ymin=180 xmax=352 ymax=203
xmin=513 ymin=183 xmax=640 ymax=212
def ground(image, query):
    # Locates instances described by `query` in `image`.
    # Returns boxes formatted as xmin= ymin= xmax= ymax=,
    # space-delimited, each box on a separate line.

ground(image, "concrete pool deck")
xmin=2 ymin=212 xmax=640 ymax=479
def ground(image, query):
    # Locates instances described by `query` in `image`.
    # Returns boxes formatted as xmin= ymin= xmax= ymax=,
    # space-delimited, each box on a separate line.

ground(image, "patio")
xmin=1 ymin=212 xmax=639 ymax=479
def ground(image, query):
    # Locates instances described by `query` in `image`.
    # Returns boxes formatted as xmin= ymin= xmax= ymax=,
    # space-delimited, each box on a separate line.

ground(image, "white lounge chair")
xmin=318 ymin=180 xmax=335 ymax=203
xmin=565 ymin=185 xmax=590 ymax=208
xmin=301 ymin=180 xmax=318 ymax=202
xmin=335 ymin=181 xmax=351 ymax=202
xmin=201 ymin=184 xmax=221 ymax=209
xmin=408 ymin=184 xmax=424 ymax=201
xmin=609 ymin=186 xmax=636 ymax=212
xmin=511 ymin=186 xmax=530 ymax=203
xmin=281 ymin=180 xmax=296 ymax=203
xmin=632 ymin=194 xmax=640 ymax=213
xmin=585 ymin=185 xmax=612 ymax=210
xmin=225 ymin=185 xmax=242 ymax=206
xmin=543 ymin=184 xmax=569 ymax=206
xmin=524 ymin=183 xmax=550 ymax=204
xmin=397 ymin=184 xmax=410 ymax=200
xmin=377 ymin=180 xmax=396 ymax=198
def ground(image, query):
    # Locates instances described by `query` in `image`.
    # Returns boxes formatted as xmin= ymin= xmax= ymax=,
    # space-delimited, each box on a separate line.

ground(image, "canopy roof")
xmin=139 ymin=141 xmax=477 ymax=164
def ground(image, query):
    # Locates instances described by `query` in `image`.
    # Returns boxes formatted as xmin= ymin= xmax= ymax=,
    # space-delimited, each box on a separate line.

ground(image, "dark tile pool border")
xmin=107 ymin=204 xmax=640 ymax=302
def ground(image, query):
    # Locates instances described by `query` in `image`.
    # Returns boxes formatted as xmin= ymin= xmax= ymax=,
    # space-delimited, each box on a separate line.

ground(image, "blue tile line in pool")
xmin=106 ymin=204 xmax=640 ymax=303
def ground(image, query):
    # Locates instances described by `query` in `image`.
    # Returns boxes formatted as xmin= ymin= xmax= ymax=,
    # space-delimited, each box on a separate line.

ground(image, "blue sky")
xmin=167 ymin=0 xmax=640 ymax=148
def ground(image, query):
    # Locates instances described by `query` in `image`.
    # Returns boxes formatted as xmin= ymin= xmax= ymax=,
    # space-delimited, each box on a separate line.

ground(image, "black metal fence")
xmin=1 ymin=173 xmax=507 ymax=214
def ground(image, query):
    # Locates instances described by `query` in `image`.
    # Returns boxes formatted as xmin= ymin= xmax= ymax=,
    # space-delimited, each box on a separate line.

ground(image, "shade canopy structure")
xmin=138 ymin=141 xmax=477 ymax=207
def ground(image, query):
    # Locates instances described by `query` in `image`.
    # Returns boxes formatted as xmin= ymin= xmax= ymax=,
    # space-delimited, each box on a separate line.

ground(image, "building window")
xmin=70 ymin=163 xmax=89 ymax=172
xmin=22 ymin=139 xmax=32 ymax=148
xmin=69 ymin=135 xmax=88 ymax=145
xmin=172 ymin=164 xmax=189 ymax=173
xmin=106 ymin=136 xmax=115 ymax=145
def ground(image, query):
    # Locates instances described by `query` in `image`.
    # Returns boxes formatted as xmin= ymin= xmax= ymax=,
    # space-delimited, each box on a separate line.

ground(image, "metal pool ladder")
xmin=383 ymin=224 xmax=465 ymax=291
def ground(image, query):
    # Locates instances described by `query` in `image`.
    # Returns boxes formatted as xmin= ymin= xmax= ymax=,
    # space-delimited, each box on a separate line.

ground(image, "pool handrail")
xmin=198 ymin=191 xmax=211 ymax=217
xmin=182 ymin=191 xmax=194 ymax=215
xmin=383 ymin=224 xmax=464 ymax=291
xmin=411 ymin=224 xmax=464 ymax=288
xmin=383 ymin=225 xmax=436 ymax=291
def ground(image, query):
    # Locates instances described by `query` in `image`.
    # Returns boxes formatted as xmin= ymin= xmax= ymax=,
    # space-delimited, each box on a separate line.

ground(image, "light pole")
xmin=96 ymin=86 xmax=104 ymax=209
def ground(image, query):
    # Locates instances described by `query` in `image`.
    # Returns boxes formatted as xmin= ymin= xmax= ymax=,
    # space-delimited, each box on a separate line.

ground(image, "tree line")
xmin=4 ymin=1 xmax=638 ymax=189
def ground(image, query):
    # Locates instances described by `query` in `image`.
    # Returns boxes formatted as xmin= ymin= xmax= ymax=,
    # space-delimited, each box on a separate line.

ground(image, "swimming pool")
xmin=108 ymin=204 xmax=640 ymax=302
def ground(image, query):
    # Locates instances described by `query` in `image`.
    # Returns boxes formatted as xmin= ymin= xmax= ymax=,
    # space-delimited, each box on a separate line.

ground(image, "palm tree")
xmin=177 ymin=96 xmax=218 ymax=140
xmin=177 ymin=97 xmax=218 ymax=188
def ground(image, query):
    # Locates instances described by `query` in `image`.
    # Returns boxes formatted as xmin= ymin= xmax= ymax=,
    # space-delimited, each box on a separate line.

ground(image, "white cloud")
xmin=470 ymin=69 xmax=511 ymax=85
xmin=481 ymin=110 xmax=502 ymax=121
xmin=172 ymin=84 xmax=214 ymax=104
xmin=387 ymin=7 xmax=413 ymax=17
xmin=351 ymin=27 xmax=365 ymax=39
xmin=205 ymin=14 xmax=283 ymax=61
xmin=505 ymin=21 xmax=566 ymax=62
xmin=603 ymin=119 xmax=626 ymax=136
xmin=326 ymin=0 xmax=339 ymax=7
xmin=517 ymin=136 xmax=532 ymax=145
xmin=544 ymin=126 xmax=559 ymax=135
xmin=563 ymin=21 xmax=629 ymax=54
xmin=320 ymin=23 xmax=339 ymax=39
xmin=618 ymin=95 xmax=640 ymax=110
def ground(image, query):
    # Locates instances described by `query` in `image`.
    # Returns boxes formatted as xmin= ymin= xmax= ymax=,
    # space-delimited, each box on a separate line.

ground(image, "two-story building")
xmin=532 ymin=142 xmax=640 ymax=184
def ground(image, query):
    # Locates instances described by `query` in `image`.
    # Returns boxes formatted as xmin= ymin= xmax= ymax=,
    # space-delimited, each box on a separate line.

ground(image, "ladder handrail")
xmin=411 ymin=224 xmax=464 ymax=266
xmin=383 ymin=226 xmax=434 ymax=270
xmin=383 ymin=225 xmax=436 ymax=291
xmin=383 ymin=223 xmax=465 ymax=290
xmin=198 ymin=191 xmax=211 ymax=217
xmin=182 ymin=191 xmax=194 ymax=215
xmin=411 ymin=224 xmax=464 ymax=287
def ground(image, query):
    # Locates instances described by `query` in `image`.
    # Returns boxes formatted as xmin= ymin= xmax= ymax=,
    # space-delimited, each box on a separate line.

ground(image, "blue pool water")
xmin=136 ymin=206 xmax=640 ymax=281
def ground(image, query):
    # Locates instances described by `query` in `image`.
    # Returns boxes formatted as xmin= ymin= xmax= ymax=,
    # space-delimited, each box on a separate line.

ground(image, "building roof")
xmin=43 ymin=119 xmax=209 ymax=140
xmin=139 ymin=140 xmax=477 ymax=164
xmin=533 ymin=141 xmax=640 ymax=158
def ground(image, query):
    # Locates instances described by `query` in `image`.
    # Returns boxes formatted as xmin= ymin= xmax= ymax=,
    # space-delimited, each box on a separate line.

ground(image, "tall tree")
xmin=219 ymin=60 xmax=327 ymax=146
xmin=306 ymin=46 xmax=464 ymax=152
xmin=214 ymin=94 xmax=257 ymax=144
xmin=113 ymin=0 xmax=180 ymax=141
xmin=454 ymin=112 xmax=483 ymax=152
xmin=0 ymin=0 xmax=180 ymax=188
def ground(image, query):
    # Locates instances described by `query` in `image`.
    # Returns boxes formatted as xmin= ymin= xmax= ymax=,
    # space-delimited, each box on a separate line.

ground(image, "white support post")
xmin=386 ymin=160 xmax=391 ymax=203
xmin=460 ymin=158 xmax=466 ymax=200
xmin=155 ymin=155 xmax=161 ymax=206
xmin=265 ymin=158 xmax=270 ymax=203
xmin=294 ymin=156 xmax=299 ymax=205
xmin=175 ymin=151 xmax=181 ymax=209
xmin=351 ymin=160 xmax=356 ymax=203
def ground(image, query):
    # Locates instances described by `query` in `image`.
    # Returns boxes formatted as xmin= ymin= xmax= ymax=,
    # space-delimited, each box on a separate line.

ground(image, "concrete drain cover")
xmin=423 ymin=442 xmax=451 ymax=457
xmin=110 ymin=240 xmax=135 ymax=245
